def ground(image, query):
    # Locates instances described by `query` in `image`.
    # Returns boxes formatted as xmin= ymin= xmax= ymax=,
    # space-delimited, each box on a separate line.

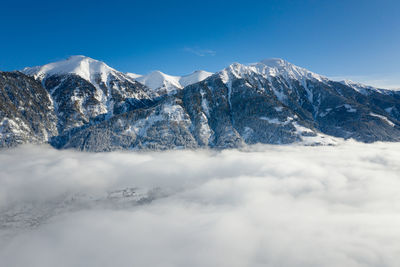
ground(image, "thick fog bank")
xmin=1 ymin=142 xmax=400 ymax=267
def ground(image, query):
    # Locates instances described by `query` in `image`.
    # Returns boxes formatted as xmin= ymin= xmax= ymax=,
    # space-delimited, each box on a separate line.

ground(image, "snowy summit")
xmin=22 ymin=56 xmax=118 ymax=85
xmin=127 ymin=70 xmax=213 ymax=94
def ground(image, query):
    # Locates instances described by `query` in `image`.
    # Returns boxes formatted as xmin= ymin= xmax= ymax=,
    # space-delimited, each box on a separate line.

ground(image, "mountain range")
xmin=1 ymin=55 xmax=400 ymax=151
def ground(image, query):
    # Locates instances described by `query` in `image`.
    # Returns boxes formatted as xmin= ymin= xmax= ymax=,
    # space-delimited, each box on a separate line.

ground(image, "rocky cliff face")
xmin=1 ymin=56 xmax=400 ymax=151
xmin=0 ymin=72 xmax=57 ymax=147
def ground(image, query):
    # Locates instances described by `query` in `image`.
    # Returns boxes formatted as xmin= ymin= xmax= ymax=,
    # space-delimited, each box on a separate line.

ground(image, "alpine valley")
xmin=1 ymin=56 xmax=400 ymax=151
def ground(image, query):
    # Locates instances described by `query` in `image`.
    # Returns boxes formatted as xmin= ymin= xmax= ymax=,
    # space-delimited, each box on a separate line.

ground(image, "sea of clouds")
xmin=1 ymin=142 xmax=400 ymax=267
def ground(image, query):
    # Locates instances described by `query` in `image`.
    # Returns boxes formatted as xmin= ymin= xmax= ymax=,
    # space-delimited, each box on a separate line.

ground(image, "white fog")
xmin=1 ymin=142 xmax=400 ymax=267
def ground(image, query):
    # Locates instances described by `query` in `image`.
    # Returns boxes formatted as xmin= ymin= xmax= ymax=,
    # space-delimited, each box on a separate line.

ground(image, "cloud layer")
xmin=1 ymin=142 xmax=400 ymax=267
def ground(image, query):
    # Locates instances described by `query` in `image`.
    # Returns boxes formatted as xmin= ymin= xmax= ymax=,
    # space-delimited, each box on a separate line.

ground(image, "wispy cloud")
xmin=184 ymin=47 xmax=216 ymax=57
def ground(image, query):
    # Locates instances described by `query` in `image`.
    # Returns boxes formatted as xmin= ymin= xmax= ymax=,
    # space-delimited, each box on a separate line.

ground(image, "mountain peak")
xmin=180 ymin=70 xmax=213 ymax=87
xmin=135 ymin=70 xmax=182 ymax=91
xmin=131 ymin=69 xmax=213 ymax=92
xmin=218 ymin=58 xmax=326 ymax=86
xmin=22 ymin=55 xmax=116 ymax=83
xmin=256 ymin=58 xmax=325 ymax=82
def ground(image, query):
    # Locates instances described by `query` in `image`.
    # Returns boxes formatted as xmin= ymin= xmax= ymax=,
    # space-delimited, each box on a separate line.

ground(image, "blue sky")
xmin=1 ymin=0 xmax=399 ymax=88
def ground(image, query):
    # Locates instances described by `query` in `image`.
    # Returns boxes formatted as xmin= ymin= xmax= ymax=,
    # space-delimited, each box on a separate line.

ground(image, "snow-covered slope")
xmin=339 ymin=80 xmax=394 ymax=96
xmin=22 ymin=55 xmax=123 ymax=85
xmin=127 ymin=70 xmax=213 ymax=95
xmin=135 ymin=71 xmax=182 ymax=94
xmin=218 ymin=58 xmax=329 ymax=103
xmin=24 ymin=55 xmax=211 ymax=95
xmin=179 ymin=70 xmax=213 ymax=87
xmin=3 ymin=55 xmax=400 ymax=150
xmin=257 ymin=58 xmax=325 ymax=81
xmin=21 ymin=56 xmax=153 ymax=134
xmin=219 ymin=58 xmax=326 ymax=85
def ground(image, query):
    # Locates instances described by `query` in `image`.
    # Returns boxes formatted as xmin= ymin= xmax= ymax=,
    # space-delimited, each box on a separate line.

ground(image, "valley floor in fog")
xmin=1 ymin=142 xmax=400 ymax=267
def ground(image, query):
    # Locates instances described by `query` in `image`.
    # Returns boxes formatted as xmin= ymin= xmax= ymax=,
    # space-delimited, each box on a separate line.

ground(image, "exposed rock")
xmin=1 ymin=57 xmax=400 ymax=151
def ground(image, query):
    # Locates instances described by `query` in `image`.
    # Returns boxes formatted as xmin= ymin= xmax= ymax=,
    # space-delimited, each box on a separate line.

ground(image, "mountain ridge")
xmin=1 ymin=56 xmax=400 ymax=151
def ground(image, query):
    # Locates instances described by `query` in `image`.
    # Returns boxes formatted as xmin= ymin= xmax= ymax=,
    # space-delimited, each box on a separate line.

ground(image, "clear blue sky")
xmin=1 ymin=0 xmax=399 ymax=88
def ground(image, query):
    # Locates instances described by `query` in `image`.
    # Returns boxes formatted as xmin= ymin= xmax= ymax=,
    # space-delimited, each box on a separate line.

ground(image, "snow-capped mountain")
xmin=22 ymin=55 xmax=119 ymax=85
xmin=21 ymin=56 xmax=153 ymax=134
xmin=1 ymin=56 xmax=400 ymax=151
xmin=127 ymin=70 xmax=212 ymax=95
xmin=133 ymin=71 xmax=182 ymax=95
xmin=257 ymin=58 xmax=326 ymax=81
xmin=179 ymin=70 xmax=213 ymax=87
xmin=339 ymin=79 xmax=394 ymax=96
